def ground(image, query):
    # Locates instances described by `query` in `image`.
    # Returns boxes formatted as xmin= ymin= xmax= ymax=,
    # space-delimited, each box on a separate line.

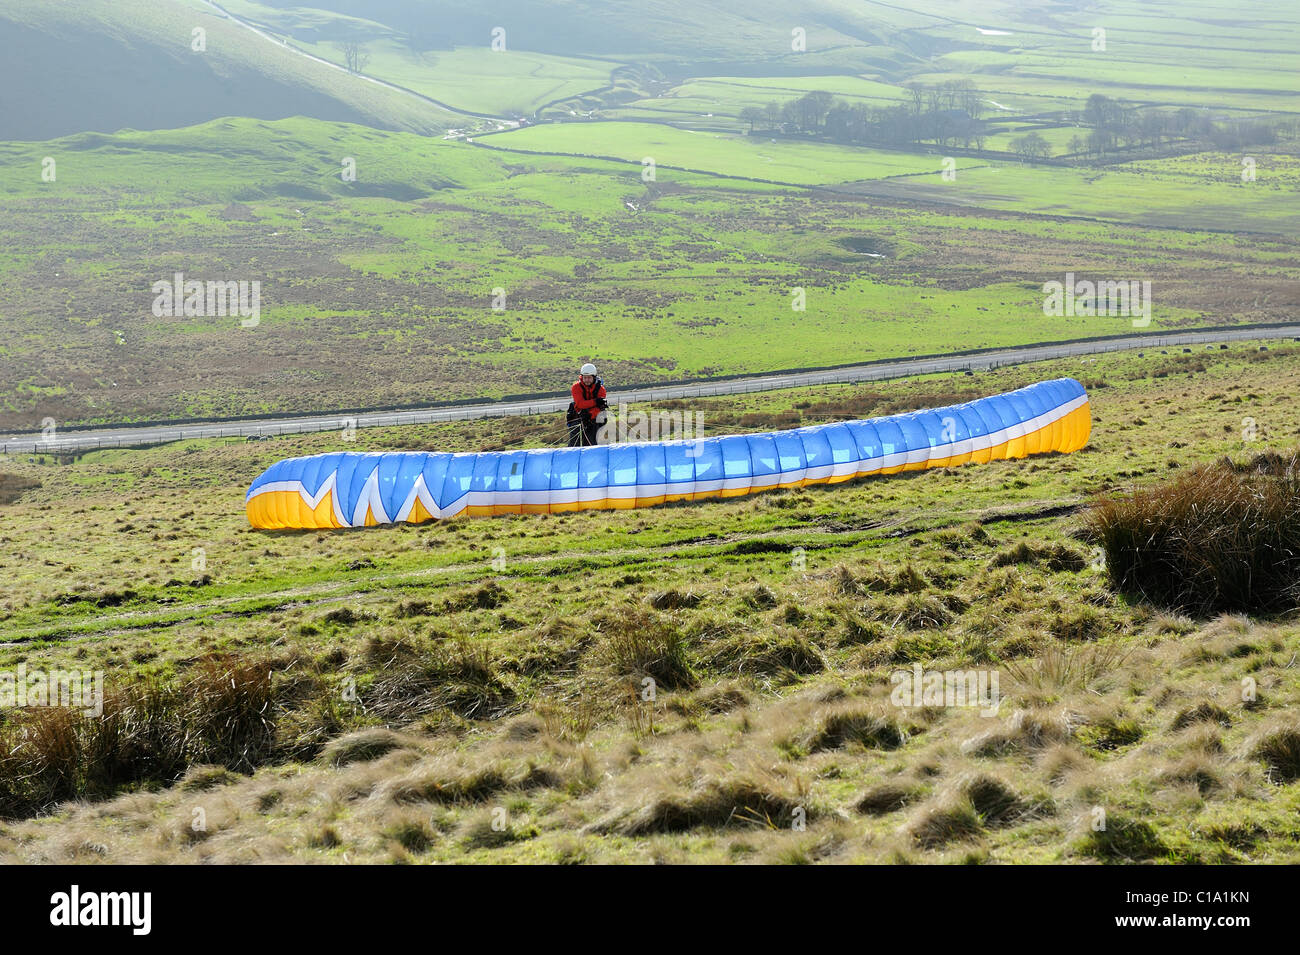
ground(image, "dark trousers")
xmin=566 ymin=406 xmax=600 ymax=447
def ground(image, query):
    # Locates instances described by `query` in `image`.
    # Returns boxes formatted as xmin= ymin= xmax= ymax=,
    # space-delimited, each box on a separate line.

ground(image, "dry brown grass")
xmin=0 ymin=656 xmax=277 ymax=818
xmin=1246 ymin=722 xmax=1300 ymax=783
xmin=1090 ymin=453 xmax=1300 ymax=613
xmin=589 ymin=770 xmax=809 ymax=836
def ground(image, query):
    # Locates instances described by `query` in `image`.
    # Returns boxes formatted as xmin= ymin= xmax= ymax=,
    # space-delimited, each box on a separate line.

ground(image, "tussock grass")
xmin=321 ymin=606 xmax=368 ymax=626
xmin=1246 ymin=723 xmax=1300 ymax=783
xmin=12 ymin=350 xmax=1300 ymax=862
xmin=443 ymin=582 xmax=509 ymax=612
xmin=593 ymin=773 xmax=807 ymax=835
xmin=880 ymin=593 xmax=953 ymax=631
xmin=1077 ymin=714 xmax=1145 ymax=752
xmin=382 ymin=756 xmax=561 ymax=805
xmin=855 ymin=780 xmax=924 ymax=815
xmin=991 ymin=540 xmax=1087 ymax=572
xmin=593 ymin=608 xmax=695 ymax=689
xmin=1170 ymin=701 xmax=1233 ymax=731
xmin=705 ymin=629 xmax=824 ymax=680
xmin=1075 ymin=814 xmax=1167 ymax=862
xmin=862 ymin=562 xmax=931 ymax=595
xmin=308 ymin=825 xmax=343 ymax=850
xmin=178 ymin=765 xmax=242 ymax=792
xmin=459 ymin=812 xmax=536 ymax=850
xmin=0 ymin=656 xmax=277 ymax=818
xmin=962 ymin=708 xmax=1072 ymax=756
xmin=935 ymin=522 xmax=991 ymax=552
xmin=1158 ymin=754 xmax=1222 ymax=795
xmin=906 ymin=797 xmax=983 ymax=849
xmin=800 ymin=704 xmax=911 ymax=753
xmin=1007 ymin=644 xmax=1130 ymax=695
xmin=960 ymin=773 xmax=1036 ymax=826
xmin=648 ymin=589 xmax=704 ymax=610
xmin=393 ymin=599 xmax=434 ymax=618
xmin=1048 ymin=605 xmax=1113 ymax=642
xmin=907 ymin=772 xmax=1043 ymax=848
xmin=322 ymin=728 xmax=411 ymax=767
xmin=1090 ymin=453 xmax=1300 ymax=613
xmin=383 ymin=817 xmax=435 ymax=853
xmin=370 ymin=639 xmax=516 ymax=720
xmin=839 ymin=612 xmax=889 ymax=645
xmin=667 ymin=682 xmax=751 ymax=716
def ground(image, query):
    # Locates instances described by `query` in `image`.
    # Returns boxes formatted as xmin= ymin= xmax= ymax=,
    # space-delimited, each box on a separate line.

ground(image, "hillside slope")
xmin=0 ymin=0 xmax=458 ymax=140
xmin=3 ymin=347 xmax=1300 ymax=862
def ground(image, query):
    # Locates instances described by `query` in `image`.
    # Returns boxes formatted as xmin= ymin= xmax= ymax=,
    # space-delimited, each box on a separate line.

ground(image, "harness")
xmin=567 ymin=376 xmax=605 ymax=424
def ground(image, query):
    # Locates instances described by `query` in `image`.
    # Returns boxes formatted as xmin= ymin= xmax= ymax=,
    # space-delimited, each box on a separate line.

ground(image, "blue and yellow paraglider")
xmin=245 ymin=378 xmax=1090 ymax=530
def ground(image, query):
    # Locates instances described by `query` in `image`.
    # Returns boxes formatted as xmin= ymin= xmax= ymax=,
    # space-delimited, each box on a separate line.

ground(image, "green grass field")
xmin=868 ymin=155 xmax=1300 ymax=235
xmin=479 ymin=121 xmax=977 ymax=184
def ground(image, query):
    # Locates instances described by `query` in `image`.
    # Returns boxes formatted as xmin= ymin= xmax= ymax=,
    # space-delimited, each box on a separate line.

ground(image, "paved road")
xmin=7 ymin=325 xmax=1299 ymax=455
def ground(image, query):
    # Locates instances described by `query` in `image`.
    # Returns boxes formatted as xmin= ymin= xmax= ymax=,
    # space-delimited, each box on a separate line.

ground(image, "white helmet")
xmin=580 ymin=363 xmax=597 ymax=376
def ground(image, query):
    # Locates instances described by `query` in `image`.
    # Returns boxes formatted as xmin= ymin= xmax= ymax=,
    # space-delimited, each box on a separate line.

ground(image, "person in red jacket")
xmin=566 ymin=362 xmax=607 ymax=446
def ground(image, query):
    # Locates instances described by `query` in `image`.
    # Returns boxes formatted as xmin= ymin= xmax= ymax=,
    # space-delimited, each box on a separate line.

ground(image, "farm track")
xmin=2 ymin=496 xmax=1081 ymax=645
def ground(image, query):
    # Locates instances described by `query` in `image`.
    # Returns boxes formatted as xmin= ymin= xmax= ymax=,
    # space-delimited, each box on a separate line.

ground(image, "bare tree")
xmin=904 ymin=83 xmax=924 ymax=117
xmin=340 ymin=41 xmax=370 ymax=75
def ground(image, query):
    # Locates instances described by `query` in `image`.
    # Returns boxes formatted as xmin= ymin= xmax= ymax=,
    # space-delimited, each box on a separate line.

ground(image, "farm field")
xmin=867 ymin=156 xmax=1300 ymax=235
xmin=477 ymin=121 xmax=979 ymax=184
xmin=612 ymin=76 xmax=910 ymax=129
xmin=4 ymin=344 xmax=1300 ymax=862
xmin=5 ymin=117 xmax=1295 ymax=434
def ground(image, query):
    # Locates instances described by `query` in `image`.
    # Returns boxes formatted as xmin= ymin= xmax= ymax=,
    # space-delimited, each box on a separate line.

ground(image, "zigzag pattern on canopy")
xmin=246 ymin=378 xmax=1091 ymax=530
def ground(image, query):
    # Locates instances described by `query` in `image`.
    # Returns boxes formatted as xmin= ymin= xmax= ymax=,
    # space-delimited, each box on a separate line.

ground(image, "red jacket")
xmin=571 ymin=378 xmax=606 ymax=419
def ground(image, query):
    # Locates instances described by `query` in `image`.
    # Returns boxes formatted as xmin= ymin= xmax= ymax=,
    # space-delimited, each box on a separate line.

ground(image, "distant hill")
xmin=225 ymin=0 xmax=924 ymax=72
xmin=0 ymin=0 xmax=458 ymax=140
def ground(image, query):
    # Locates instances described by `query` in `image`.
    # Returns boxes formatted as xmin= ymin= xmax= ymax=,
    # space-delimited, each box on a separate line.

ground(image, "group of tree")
xmin=738 ymin=81 xmax=989 ymax=149
xmin=1009 ymin=132 xmax=1051 ymax=161
xmin=1067 ymin=93 xmax=1279 ymax=156
xmin=740 ymin=86 xmax=1288 ymax=160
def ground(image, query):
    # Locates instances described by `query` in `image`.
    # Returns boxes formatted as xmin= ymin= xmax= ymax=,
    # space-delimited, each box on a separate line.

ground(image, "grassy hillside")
xmin=205 ymin=0 xmax=1300 ymax=116
xmin=229 ymin=0 xmax=920 ymax=69
xmin=0 ymin=0 xmax=459 ymax=140
xmin=3 ymin=344 xmax=1300 ymax=862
